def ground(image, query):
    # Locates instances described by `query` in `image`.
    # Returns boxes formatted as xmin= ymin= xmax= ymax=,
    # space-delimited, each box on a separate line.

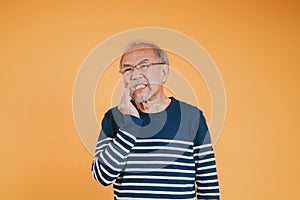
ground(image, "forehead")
xmin=121 ymin=47 xmax=158 ymax=65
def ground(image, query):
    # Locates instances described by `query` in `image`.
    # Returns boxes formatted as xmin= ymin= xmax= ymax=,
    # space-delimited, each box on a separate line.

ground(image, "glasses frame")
xmin=119 ymin=62 xmax=166 ymax=75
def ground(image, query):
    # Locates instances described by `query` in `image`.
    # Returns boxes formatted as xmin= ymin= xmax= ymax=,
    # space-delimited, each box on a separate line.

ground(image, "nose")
xmin=130 ymin=67 xmax=143 ymax=80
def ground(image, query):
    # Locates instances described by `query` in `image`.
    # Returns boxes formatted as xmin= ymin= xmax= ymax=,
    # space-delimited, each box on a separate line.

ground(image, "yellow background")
xmin=1 ymin=0 xmax=299 ymax=199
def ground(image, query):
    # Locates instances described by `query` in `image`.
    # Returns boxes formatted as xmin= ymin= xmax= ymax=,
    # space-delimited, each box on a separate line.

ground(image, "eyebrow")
xmin=122 ymin=59 xmax=150 ymax=67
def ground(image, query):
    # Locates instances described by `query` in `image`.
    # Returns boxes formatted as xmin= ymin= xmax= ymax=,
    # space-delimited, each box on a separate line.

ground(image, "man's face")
xmin=121 ymin=47 xmax=168 ymax=103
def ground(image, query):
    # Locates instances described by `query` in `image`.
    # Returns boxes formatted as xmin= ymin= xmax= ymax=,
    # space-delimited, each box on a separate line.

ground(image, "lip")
xmin=132 ymin=83 xmax=148 ymax=94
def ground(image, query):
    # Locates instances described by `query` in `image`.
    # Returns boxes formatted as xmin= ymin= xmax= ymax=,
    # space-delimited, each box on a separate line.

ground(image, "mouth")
xmin=135 ymin=84 xmax=146 ymax=90
xmin=132 ymin=83 xmax=148 ymax=94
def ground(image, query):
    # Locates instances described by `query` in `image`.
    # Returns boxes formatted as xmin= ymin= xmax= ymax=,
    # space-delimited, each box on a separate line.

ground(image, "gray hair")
xmin=119 ymin=40 xmax=169 ymax=68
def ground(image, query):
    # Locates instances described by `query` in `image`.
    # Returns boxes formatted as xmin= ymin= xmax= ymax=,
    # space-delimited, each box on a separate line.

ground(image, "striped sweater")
xmin=91 ymin=97 xmax=220 ymax=199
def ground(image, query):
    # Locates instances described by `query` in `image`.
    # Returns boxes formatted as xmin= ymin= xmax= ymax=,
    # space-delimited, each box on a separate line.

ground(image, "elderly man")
xmin=91 ymin=41 xmax=220 ymax=199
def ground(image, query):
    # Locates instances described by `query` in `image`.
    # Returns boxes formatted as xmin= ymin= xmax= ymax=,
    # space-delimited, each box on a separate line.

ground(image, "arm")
xmin=92 ymin=84 xmax=141 ymax=186
xmin=91 ymin=111 xmax=143 ymax=186
xmin=193 ymin=111 xmax=220 ymax=199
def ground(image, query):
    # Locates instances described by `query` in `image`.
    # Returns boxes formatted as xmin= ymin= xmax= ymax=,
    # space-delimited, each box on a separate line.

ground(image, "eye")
xmin=121 ymin=67 xmax=133 ymax=74
xmin=139 ymin=63 xmax=151 ymax=69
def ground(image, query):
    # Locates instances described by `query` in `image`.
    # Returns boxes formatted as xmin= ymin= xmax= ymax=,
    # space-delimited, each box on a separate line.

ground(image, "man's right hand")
xmin=118 ymin=85 xmax=140 ymax=118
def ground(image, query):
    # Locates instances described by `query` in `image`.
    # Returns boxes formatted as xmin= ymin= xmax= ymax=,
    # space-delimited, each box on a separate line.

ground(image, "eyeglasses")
xmin=119 ymin=62 xmax=166 ymax=75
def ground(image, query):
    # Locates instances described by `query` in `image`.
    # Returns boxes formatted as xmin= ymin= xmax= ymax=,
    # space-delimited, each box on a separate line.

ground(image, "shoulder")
xmin=103 ymin=106 xmax=117 ymax=118
xmin=101 ymin=106 xmax=124 ymax=132
xmin=103 ymin=106 xmax=122 ymax=120
xmin=174 ymin=99 xmax=211 ymax=145
xmin=173 ymin=97 xmax=204 ymax=117
xmin=106 ymin=106 xmax=126 ymax=122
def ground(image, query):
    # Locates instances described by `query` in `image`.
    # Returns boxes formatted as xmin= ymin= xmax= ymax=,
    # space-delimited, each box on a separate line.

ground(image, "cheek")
xmin=147 ymin=71 xmax=162 ymax=84
xmin=123 ymin=76 xmax=130 ymax=87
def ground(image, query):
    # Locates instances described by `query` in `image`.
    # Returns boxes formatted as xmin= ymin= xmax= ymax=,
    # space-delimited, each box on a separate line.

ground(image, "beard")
xmin=132 ymin=89 xmax=154 ymax=103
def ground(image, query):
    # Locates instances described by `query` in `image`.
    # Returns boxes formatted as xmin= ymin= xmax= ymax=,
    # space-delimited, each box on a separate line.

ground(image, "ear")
xmin=161 ymin=65 xmax=169 ymax=84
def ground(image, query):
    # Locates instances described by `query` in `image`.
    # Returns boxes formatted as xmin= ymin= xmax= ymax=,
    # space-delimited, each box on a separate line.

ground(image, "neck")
xmin=135 ymin=92 xmax=171 ymax=113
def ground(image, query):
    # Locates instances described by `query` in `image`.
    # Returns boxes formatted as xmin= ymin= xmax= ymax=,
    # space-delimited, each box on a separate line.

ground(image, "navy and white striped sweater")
xmin=91 ymin=97 xmax=220 ymax=199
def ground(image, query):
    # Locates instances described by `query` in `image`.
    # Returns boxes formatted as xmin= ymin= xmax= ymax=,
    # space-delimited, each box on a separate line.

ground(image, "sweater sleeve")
xmin=193 ymin=110 xmax=220 ymax=199
xmin=91 ymin=111 xmax=143 ymax=186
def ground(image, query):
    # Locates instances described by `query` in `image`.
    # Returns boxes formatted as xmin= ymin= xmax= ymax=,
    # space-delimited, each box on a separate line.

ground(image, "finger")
xmin=124 ymin=85 xmax=130 ymax=100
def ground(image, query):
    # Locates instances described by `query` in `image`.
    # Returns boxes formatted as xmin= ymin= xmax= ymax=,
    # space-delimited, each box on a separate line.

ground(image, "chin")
xmin=133 ymin=92 xmax=153 ymax=103
xmin=134 ymin=96 xmax=150 ymax=103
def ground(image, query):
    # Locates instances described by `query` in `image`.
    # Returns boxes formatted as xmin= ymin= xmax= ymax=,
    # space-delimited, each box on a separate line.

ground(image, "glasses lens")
xmin=120 ymin=67 xmax=132 ymax=74
xmin=138 ymin=63 xmax=151 ymax=69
